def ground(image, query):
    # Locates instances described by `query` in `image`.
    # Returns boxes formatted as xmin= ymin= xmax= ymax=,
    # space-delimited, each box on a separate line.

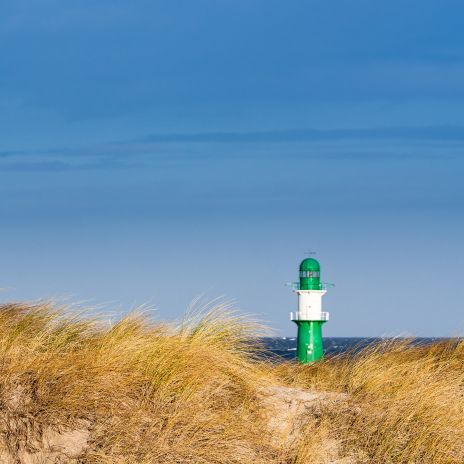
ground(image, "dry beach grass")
xmin=0 ymin=301 xmax=462 ymax=463
xmin=273 ymin=339 xmax=464 ymax=463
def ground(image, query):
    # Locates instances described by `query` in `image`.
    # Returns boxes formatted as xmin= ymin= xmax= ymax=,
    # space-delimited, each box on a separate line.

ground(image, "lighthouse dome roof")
xmin=299 ymin=258 xmax=320 ymax=272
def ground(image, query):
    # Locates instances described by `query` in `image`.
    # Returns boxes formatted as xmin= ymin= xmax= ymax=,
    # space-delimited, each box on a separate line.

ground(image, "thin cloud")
xmin=0 ymin=157 xmax=129 ymax=173
xmin=139 ymin=125 xmax=464 ymax=144
xmin=1 ymin=125 xmax=463 ymax=173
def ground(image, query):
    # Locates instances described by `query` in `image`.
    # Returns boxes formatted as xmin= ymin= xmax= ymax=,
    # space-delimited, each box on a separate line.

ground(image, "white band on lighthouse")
xmin=291 ymin=289 xmax=329 ymax=321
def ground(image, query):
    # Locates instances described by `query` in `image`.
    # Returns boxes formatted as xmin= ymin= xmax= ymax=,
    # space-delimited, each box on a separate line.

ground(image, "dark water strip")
xmin=262 ymin=337 xmax=449 ymax=361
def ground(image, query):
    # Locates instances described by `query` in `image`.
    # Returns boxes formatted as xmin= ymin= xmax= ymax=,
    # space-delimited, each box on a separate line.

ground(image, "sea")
xmin=262 ymin=337 xmax=446 ymax=360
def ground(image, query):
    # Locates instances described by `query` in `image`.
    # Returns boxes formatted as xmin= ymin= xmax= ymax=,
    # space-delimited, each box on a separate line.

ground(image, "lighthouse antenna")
xmin=285 ymin=282 xmax=300 ymax=290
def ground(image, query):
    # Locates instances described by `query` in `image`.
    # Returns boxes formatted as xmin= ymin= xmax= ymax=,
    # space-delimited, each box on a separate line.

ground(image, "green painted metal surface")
xmin=299 ymin=258 xmax=322 ymax=290
xmin=294 ymin=320 xmax=326 ymax=363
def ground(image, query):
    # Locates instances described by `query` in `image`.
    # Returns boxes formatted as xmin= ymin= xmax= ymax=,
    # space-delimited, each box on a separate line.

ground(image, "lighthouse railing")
xmin=290 ymin=311 xmax=330 ymax=321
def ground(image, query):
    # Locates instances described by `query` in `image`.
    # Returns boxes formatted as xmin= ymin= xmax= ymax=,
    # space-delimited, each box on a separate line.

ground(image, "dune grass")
xmin=274 ymin=339 xmax=464 ymax=463
xmin=0 ymin=301 xmax=462 ymax=463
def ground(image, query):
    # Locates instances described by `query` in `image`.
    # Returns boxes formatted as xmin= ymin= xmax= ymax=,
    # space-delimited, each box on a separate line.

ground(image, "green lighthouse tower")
xmin=290 ymin=258 xmax=329 ymax=363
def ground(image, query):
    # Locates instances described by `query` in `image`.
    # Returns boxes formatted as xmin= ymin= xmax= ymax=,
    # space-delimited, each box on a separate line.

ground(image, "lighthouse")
xmin=290 ymin=258 xmax=329 ymax=363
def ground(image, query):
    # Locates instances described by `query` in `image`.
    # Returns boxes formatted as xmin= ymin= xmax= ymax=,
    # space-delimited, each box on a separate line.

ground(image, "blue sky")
xmin=0 ymin=0 xmax=463 ymax=336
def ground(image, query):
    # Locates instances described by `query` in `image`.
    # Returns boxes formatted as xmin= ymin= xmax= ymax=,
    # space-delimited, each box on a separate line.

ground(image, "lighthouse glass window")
xmin=300 ymin=271 xmax=320 ymax=278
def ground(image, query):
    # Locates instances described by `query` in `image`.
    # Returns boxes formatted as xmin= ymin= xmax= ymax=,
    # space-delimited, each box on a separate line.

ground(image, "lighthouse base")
xmin=293 ymin=320 xmax=326 ymax=363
